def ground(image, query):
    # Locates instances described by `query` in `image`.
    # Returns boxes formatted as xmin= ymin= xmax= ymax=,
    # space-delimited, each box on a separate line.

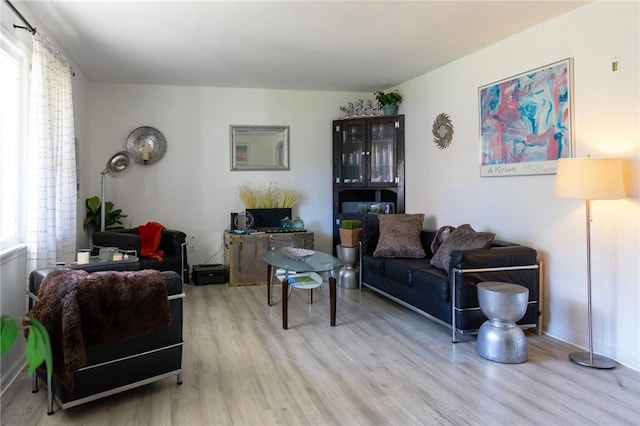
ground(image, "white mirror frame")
xmin=230 ymin=125 xmax=290 ymax=171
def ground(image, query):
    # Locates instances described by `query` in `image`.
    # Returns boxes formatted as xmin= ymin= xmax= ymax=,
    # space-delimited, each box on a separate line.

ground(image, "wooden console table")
xmin=224 ymin=230 xmax=314 ymax=287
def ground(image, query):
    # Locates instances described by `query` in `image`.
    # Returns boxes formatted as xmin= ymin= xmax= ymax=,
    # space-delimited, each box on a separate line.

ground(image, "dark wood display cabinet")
xmin=332 ymin=115 xmax=405 ymax=251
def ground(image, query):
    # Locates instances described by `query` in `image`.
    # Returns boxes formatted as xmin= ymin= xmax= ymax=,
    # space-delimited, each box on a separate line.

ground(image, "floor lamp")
xmin=100 ymin=151 xmax=131 ymax=232
xmin=554 ymin=156 xmax=625 ymax=369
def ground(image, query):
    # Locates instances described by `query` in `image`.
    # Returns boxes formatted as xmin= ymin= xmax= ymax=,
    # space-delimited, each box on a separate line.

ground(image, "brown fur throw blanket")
xmin=27 ymin=269 xmax=170 ymax=390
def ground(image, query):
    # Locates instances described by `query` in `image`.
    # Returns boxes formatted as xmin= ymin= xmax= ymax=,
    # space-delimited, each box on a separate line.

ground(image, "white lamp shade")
xmin=554 ymin=157 xmax=625 ymax=200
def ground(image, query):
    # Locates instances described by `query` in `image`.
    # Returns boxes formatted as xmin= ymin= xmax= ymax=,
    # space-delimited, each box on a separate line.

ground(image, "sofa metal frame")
xmin=451 ymin=264 xmax=539 ymax=343
xmin=362 ymin=282 xmax=454 ymax=328
xmin=361 ymin=261 xmax=539 ymax=344
xmin=363 ymin=266 xmax=539 ymax=344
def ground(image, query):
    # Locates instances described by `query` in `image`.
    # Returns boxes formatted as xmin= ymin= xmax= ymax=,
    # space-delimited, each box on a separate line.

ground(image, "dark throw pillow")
xmin=373 ymin=213 xmax=426 ymax=258
xmin=430 ymin=226 xmax=495 ymax=271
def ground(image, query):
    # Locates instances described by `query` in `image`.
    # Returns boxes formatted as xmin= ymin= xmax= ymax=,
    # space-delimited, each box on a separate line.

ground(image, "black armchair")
xmin=92 ymin=228 xmax=189 ymax=283
xmin=28 ymin=264 xmax=183 ymax=413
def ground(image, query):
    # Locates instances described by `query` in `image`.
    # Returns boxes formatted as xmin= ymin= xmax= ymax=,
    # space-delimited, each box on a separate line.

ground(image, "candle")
xmin=77 ymin=251 xmax=90 ymax=264
xmin=113 ymin=253 xmax=123 ymax=261
xmin=141 ymin=145 xmax=150 ymax=162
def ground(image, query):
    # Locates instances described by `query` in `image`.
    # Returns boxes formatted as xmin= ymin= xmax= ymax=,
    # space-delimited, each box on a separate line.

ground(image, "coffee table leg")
xmin=282 ymin=278 xmax=289 ymax=329
xmin=329 ymin=277 xmax=336 ymax=326
xmin=266 ymin=264 xmax=272 ymax=306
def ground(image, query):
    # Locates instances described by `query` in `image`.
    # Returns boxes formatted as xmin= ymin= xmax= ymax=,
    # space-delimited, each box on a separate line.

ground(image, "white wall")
xmin=83 ymin=85 xmax=364 ymax=260
xmin=398 ymin=1 xmax=639 ymax=369
xmin=85 ymin=2 xmax=638 ymax=370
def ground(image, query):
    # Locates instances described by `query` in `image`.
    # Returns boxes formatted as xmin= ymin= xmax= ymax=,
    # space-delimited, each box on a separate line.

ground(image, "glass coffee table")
xmin=56 ymin=254 xmax=139 ymax=268
xmin=262 ymin=249 xmax=342 ymax=329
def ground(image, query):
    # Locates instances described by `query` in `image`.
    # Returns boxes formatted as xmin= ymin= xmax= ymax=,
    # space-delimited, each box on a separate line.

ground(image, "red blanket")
xmin=27 ymin=269 xmax=169 ymax=390
xmin=138 ymin=221 xmax=165 ymax=261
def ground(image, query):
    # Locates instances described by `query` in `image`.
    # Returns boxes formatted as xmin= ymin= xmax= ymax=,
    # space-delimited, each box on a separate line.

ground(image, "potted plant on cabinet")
xmin=237 ymin=183 xmax=302 ymax=229
xmin=339 ymin=219 xmax=362 ymax=248
xmin=374 ymin=90 xmax=402 ymax=116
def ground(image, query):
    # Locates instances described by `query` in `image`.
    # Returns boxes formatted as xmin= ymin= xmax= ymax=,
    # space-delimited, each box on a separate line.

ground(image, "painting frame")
xmin=479 ymin=58 xmax=574 ymax=177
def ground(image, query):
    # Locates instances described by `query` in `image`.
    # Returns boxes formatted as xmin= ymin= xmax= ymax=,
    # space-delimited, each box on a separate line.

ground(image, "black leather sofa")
xmin=91 ymin=228 xmax=189 ymax=283
xmin=28 ymin=261 xmax=184 ymax=414
xmin=361 ymin=227 xmax=539 ymax=342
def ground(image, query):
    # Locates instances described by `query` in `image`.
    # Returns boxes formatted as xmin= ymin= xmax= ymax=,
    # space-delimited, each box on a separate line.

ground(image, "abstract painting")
xmin=479 ymin=58 xmax=573 ymax=176
xmin=235 ymin=144 xmax=249 ymax=165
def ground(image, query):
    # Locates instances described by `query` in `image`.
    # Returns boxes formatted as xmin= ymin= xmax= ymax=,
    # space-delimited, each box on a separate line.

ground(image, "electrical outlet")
xmin=189 ymin=236 xmax=196 ymax=252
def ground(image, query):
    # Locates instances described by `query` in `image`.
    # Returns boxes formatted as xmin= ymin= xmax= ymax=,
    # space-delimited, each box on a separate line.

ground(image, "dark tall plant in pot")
xmin=374 ymin=90 xmax=402 ymax=116
xmin=83 ymin=196 xmax=127 ymax=231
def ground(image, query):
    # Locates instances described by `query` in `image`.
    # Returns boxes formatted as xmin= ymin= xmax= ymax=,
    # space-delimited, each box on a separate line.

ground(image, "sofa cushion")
xmin=362 ymin=254 xmax=385 ymax=276
xmin=28 ymin=269 xmax=171 ymax=389
xmin=384 ymin=257 xmax=433 ymax=287
xmin=373 ymin=214 xmax=426 ymax=258
xmin=412 ymin=266 xmax=450 ymax=303
xmin=430 ymin=226 xmax=495 ymax=271
xmin=430 ymin=225 xmax=455 ymax=254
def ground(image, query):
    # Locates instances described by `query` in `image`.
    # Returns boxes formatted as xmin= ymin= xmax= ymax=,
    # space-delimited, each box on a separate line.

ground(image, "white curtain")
xmin=26 ymin=32 xmax=76 ymax=270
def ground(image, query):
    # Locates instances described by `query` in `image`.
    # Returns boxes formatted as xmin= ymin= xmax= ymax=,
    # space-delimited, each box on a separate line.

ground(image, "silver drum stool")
xmin=336 ymin=244 xmax=359 ymax=289
xmin=476 ymin=282 xmax=529 ymax=364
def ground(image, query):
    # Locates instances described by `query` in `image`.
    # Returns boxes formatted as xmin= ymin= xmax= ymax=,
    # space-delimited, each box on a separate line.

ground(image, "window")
xmin=0 ymin=31 xmax=28 ymax=250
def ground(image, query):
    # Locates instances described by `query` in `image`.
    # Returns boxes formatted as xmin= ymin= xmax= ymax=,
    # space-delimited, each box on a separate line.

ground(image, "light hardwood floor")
xmin=2 ymin=282 xmax=639 ymax=425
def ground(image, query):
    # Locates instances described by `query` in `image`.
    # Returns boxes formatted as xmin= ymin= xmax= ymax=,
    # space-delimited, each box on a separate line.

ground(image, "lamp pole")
xmin=99 ymin=151 xmax=130 ymax=233
xmin=555 ymin=156 xmax=624 ymax=370
xmin=568 ymin=197 xmax=616 ymax=369
xmin=100 ymin=169 xmax=107 ymax=232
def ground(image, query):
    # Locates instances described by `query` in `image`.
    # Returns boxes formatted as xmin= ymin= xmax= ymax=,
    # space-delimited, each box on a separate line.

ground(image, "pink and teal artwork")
xmin=479 ymin=58 xmax=573 ymax=176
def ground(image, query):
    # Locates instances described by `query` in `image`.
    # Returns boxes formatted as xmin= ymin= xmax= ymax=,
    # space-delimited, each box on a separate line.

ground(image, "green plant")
xmin=1 ymin=315 xmax=52 ymax=385
xmin=83 ymin=196 xmax=127 ymax=231
xmin=340 ymin=219 xmax=362 ymax=229
xmin=238 ymin=183 xmax=301 ymax=209
xmin=374 ymin=90 xmax=402 ymax=106
xmin=339 ymin=219 xmax=362 ymax=247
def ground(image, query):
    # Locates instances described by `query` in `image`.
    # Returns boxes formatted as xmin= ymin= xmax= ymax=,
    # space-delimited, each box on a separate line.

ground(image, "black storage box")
xmin=192 ymin=264 xmax=226 ymax=285
xmin=246 ymin=208 xmax=292 ymax=229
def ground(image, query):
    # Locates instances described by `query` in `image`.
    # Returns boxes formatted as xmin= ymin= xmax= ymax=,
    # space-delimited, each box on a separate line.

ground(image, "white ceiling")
xmin=17 ymin=1 xmax=587 ymax=92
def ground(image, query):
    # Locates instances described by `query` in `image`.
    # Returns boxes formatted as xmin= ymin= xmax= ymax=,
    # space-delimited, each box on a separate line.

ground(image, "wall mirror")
xmin=230 ymin=125 xmax=290 ymax=171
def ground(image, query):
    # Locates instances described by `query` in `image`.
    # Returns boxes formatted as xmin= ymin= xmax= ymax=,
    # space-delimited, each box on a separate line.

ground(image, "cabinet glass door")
xmin=369 ymin=121 xmax=396 ymax=184
xmin=339 ymin=123 xmax=365 ymax=184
